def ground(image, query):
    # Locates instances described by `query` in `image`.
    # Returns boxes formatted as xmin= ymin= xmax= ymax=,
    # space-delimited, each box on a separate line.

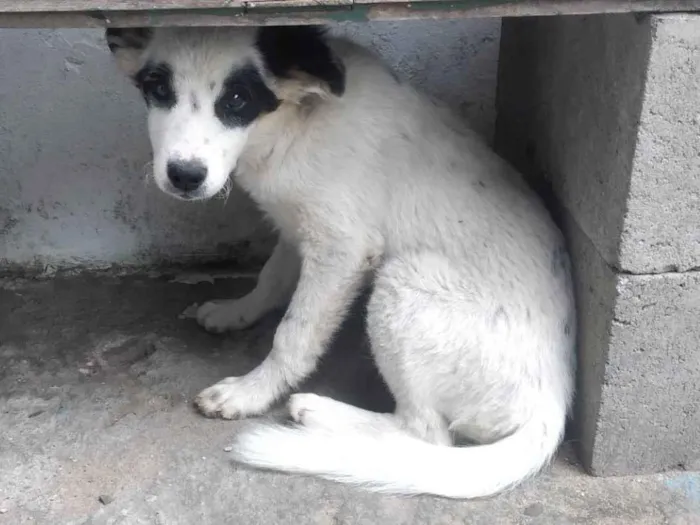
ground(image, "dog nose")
xmin=167 ymin=161 xmax=207 ymax=192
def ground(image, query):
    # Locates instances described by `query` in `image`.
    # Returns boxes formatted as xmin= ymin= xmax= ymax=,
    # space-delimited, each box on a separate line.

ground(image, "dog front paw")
xmin=197 ymin=299 xmax=257 ymax=333
xmin=195 ymin=377 xmax=272 ymax=419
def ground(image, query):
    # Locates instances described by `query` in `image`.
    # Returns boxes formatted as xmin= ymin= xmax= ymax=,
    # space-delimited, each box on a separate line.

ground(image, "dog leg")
xmin=197 ymin=238 xmax=300 ymax=332
xmin=195 ymin=243 xmax=368 ymax=419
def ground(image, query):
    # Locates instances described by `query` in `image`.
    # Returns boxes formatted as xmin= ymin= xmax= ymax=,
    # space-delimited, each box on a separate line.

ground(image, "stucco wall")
xmin=0 ymin=20 xmax=501 ymax=272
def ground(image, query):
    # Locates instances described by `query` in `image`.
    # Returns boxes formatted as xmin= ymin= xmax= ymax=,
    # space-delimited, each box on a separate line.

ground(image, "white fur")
xmin=112 ymin=27 xmax=576 ymax=498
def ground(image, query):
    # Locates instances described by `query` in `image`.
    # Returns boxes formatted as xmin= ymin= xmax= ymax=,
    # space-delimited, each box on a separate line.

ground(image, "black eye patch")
xmin=215 ymin=64 xmax=279 ymax=128
xmin=134 ymin=62 xmax=177 ymax=109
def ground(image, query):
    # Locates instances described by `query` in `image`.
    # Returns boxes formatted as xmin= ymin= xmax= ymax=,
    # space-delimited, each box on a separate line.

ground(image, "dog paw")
xmin=195 ymin=377 xmax=270 ymax=419
xmin=197 ymin=299 xmax=257 ymax=333
xmin=287 ymin=393 xmax=349 ymax=428
xmin=288 ymin=393 xmax=397 ymax=435
xmin=288 ymin=393 xmax=320 ymax=424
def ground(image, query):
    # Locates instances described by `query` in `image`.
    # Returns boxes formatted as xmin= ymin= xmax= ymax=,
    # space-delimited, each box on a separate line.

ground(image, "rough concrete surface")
xmin=558 ymin=212 xmax=616 ymax=478
xmin=562 ymin=210 xmax=700 ymax=477
xmin=622 ymin=15 xmax=700 ymax=274
xmin=496 ymin=12 xmax=700 ymax=477
xmin=1 ymin=273 xmax=700 ymax=525
xmin=0 ymin=19 xmax=500 ymax=271
xmin=495 ymin=13 xmax=700 ymax=274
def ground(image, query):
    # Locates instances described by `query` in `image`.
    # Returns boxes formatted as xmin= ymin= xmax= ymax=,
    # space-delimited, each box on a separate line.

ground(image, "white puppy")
xmin=107 ymin=26 xmax=575 ymax=499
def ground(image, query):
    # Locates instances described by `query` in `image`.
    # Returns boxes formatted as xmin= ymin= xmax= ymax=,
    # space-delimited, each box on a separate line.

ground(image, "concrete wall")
xmin=0 ymin=20 xmax=501 ymax=273
xmin=496 ymin=13 xmax=700 ymax=476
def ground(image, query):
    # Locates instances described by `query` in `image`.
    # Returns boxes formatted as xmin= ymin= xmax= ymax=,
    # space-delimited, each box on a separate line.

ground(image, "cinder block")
xmin=495 ymin=13 xmax=700 ymax=475
xmin=496 ymin=14 xmax=700 ymax=274
xmin=565 ymin=212 xmax=700 ymax=475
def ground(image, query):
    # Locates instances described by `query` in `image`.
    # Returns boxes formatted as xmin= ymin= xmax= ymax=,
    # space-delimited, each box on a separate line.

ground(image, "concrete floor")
xmin=1 ymin=273 xmax=699 ymax=525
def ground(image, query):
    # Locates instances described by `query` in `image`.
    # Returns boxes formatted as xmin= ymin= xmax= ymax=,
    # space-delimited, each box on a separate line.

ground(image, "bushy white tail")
xmin=231 ymin=407 xmax=565 ymax=499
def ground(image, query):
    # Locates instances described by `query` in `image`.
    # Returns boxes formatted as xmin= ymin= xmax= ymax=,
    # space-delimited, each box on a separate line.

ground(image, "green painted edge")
xmin=246 ymin=4 xmax=368 ymax=22
xmin=117 ymin=5 xmax=364 ymax=23
xmin=402 ymin=0 xmax=518 ymax=11
xmin=101 ymin=0 xmax=524 ymax=24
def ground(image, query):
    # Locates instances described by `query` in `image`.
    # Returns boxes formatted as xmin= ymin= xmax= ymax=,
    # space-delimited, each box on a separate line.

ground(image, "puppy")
xmin=107 ymin=26 xmax=575 ymax=498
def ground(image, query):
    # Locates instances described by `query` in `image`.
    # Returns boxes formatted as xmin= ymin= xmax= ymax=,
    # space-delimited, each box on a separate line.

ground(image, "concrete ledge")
xmin=4 ymin=1 xmax=700 ymax=29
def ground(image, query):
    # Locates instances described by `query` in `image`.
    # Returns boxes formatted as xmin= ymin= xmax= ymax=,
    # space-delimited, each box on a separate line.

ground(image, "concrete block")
xmin=495 ymin=14 xmax=700 ymax=274
xmin=565 ymin=211 xmax=700 ymax=475
xmin=496 ymin=13 xmax=700 ymax=475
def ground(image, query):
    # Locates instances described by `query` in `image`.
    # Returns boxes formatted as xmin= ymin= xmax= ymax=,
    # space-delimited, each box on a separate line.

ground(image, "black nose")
xmin=167 ymin=160 xmax=207 ymax=192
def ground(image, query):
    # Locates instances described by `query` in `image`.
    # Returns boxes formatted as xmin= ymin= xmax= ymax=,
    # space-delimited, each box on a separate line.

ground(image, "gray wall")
xmin=0 ymin=20 xmax=501 ymax=272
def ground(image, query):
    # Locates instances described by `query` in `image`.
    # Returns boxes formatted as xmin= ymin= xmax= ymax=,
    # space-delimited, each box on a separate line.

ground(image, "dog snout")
xmin=167 ymin=160 xmax=207 ymax=192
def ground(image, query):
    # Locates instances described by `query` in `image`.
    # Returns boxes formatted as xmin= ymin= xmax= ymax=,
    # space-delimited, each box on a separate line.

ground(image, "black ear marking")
xmin=106 ymin=27 xmax=153 ymax=53
xmin=106 ymin=28 xmax=154 ymax=78
xmin=256 ymin=26 xmax=345 ymax=97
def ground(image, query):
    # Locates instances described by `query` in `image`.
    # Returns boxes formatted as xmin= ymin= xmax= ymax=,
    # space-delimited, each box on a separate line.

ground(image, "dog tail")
xmin=231 ymin=400 xmax=565 ymax=499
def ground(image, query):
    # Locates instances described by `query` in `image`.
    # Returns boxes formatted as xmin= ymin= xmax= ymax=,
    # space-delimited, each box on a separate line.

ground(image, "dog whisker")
xmin=216 ymin=177 xmax=234 ymax=204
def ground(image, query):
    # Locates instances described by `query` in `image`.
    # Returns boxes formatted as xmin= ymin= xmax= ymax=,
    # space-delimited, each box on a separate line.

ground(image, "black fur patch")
xmin=256 ymin=26 xmax=345 ymax=97
xmin=215 ymin=64 xmax=280 ymax=128
xmin=134 ymin=62 xmax=177 ymax=109
xmin=106 ymin=27 xmax=152 ymax=53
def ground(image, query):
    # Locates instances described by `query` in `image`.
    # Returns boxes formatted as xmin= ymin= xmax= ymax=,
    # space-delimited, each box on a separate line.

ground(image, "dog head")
xmin=106 ymin=26 xmax=345 ymax=200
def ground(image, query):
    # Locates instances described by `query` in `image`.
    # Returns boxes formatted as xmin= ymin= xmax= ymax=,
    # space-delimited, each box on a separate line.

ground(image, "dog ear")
xmin=106 ymin=28 xmax=153 ymax=77
xmin=256 ymin=26 xmax=345 ymax=98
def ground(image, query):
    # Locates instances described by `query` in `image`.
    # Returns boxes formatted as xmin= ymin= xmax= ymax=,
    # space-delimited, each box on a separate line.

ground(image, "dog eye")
xmin=152 ymin=82 xmax=172 ymax=101
xmin=143 ymin=75 xmax=172 ymax=103
xmin=223 ymin=85 xmax=251 ymax=113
